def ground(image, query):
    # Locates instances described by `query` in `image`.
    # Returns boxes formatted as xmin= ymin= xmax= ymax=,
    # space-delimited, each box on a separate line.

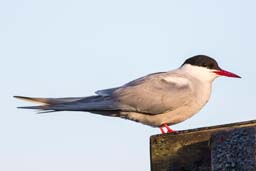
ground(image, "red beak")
xmin=213 ymin=70 xmax=241 ymax=78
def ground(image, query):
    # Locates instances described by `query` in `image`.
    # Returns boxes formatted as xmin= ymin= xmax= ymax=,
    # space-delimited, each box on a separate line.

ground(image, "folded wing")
xmin=15 ymin=72 xmax=192 ymax=115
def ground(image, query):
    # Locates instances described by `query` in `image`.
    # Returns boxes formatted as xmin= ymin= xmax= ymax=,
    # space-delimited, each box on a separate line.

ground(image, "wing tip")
xmin=14 ymin=95 xmax=34 ymax=101
xmin=13 ymin=95 xmax=26 ymax=99
xmin=13 ymin=95 xmax=49 ymax=104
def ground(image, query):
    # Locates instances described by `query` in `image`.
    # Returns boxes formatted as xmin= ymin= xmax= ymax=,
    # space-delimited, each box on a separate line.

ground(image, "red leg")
xmin=160 ymin=126 xmax=165 ymax=134
xmin=163 ymin=123 xmax=175 ymax=133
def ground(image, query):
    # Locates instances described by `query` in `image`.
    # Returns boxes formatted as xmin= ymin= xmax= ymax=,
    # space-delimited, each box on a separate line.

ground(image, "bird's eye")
xmin=208 ymin=63 xmax=214 ymax=69
xmin=202 ymin=63 xmax=207 ymax=67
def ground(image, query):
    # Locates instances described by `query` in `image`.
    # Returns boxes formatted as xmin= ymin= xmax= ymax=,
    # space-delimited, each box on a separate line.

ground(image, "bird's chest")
xmin=192 ymin=83 xmax=212 ymax=110
xmin=161 ymin=83 xmax=212 ymax=125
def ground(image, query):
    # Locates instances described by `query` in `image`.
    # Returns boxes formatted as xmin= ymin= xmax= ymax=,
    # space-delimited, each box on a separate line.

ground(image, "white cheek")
xmin=182 ymin=64 xmax=217 ymax=82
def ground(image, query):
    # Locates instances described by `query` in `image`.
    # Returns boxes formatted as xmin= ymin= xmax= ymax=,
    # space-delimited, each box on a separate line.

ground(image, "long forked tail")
xmin=14 ymin=96 xmax=85 ymax=112
xmin=14 ymin=95 xmax=118 ymax=113
xmin=14 ymin=96 xmax=83 ymax=105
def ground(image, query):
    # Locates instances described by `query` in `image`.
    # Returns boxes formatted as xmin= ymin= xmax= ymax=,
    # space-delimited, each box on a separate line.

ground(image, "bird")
xmin=14 ymin=55 xmax=241 ymax=134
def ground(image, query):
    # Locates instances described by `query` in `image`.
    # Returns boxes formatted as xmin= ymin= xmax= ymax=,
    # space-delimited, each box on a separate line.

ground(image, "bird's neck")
xmin=180 ymin=64 xmax=217 ymax=83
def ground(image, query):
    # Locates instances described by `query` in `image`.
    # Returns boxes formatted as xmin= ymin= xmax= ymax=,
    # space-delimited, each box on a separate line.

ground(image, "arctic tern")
xmin=14 ymin=55 xmax=241 ymax=134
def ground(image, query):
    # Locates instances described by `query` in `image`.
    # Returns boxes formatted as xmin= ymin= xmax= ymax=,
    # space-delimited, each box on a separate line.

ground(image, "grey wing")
xmin=95 ymin=72 xmax=166 ymax=96
xmin=17 ymin=72 xmax=192 ymax=114
xmin=104 ymin=72 xmax=193 ymax=114
xmin=95 ymin=88 xmax=119 ymax=96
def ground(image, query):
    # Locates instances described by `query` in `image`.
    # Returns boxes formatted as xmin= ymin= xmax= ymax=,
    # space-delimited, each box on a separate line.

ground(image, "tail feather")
xmin=14 ymin=96 xmax=83 ymax=105
xmin=17 ymin=105 xmax=56 ymax=114
xmin=17 ymin=105 xmax=50 ymax=110
xmin=14 ymin=95 xmax=86 ymax=112
xmin=14 ymin=95 xmax=120 ymax=112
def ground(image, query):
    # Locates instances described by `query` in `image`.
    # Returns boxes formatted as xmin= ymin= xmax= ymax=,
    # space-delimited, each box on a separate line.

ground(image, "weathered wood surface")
xmin=150 ymin=120 xmax=256 ymax=171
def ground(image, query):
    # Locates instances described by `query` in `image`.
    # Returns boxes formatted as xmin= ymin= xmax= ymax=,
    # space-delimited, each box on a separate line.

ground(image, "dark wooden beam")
xmin=150 ymin=120 xmax=256 ymax=171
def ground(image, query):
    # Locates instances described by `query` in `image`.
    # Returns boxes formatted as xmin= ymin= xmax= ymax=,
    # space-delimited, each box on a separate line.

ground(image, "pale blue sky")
xmin=1 ymin=0 xmax=256 ymax=171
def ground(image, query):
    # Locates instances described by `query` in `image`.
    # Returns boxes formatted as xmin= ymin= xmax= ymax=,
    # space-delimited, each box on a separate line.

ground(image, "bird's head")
xmin=181 ymin=55 xmax=241 ymax=82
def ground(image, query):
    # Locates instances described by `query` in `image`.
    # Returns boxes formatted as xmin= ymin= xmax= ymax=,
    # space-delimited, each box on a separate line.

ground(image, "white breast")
xmin=159 ymin=65 xmax=215 ymax=125
xmin=120 ymin=64 xmax=217 ymax=127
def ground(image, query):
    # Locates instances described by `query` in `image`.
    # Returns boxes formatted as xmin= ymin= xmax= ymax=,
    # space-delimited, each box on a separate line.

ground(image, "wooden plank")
xmin=150 ymin=120 xmax=256 ymax=171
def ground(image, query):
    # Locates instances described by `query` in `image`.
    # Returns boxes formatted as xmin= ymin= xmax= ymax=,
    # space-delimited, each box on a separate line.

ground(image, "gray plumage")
xmin=14 ymin=55 xmax=241 ymax=127
xmin=16 ymin=72 xmax=191 ymax=113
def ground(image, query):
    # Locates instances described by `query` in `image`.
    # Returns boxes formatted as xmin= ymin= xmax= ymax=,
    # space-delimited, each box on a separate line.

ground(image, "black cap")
xmin=182 ymin=55 xmax=221 ymax=70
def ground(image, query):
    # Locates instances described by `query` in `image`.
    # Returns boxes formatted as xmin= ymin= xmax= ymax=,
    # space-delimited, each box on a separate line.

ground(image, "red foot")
xmin=159 ymin=123 xmax=175 ymax=134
